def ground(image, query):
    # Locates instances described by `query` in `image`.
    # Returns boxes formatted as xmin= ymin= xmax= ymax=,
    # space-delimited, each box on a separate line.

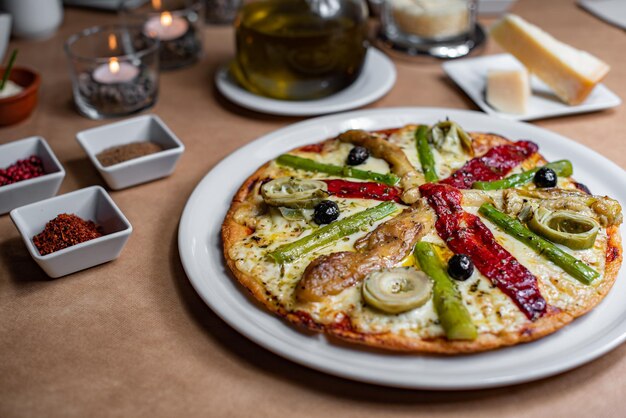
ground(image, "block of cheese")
xmin=486 ymin=69 xmax=529 ymax=114
xmin=491 ymin=14 xmax=610 ymax=105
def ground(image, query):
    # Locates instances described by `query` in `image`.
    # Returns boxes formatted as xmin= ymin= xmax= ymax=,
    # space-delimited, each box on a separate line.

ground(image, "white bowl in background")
xmin=10 ymin=186 xmax=132 ymax=278
xmin=0 ymin=13 xmax=11 ymax=61
xmin=0 ymin=136 xmax=65 ymax=215
xmin=76 ymin=114 xmax=185 ymax=190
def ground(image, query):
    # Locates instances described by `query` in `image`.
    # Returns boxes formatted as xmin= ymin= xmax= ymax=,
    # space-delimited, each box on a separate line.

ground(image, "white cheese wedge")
xmin=486 ymin=69 xmax=530 ymax=114
xmin=490 ymin=14 xmax=610 ymax=105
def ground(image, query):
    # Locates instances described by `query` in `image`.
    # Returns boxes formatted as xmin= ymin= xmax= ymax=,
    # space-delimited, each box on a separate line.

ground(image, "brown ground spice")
xmin=96 ymin=141 xmax=163 ymax=167
xmin=32 ymin=213 xmax=103 ymax=256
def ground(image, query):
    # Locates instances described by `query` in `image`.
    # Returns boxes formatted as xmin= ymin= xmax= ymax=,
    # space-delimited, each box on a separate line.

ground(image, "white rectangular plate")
xmin=442 ymin=53 xmax=621 ymax=121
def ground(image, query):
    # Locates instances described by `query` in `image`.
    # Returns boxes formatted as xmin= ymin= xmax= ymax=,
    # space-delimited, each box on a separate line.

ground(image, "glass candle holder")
xmin=121 ymin=0 xmax=204 ymax=70
xmin=205 ymin=0 xmax=242 ymax=24
xmin=379 ymin=0 xmax=484 ymax=60
xmin=64 ymin=25 xmax=160 ymax=120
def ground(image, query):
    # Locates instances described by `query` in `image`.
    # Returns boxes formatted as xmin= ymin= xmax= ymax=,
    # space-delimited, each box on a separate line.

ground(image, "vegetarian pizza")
xmin=222 ymin=120 xmax=623 ymax=354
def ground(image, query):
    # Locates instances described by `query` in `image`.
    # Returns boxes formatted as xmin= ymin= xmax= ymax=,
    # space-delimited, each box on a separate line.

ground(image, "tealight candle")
xmin=65 ymin=25 xmax=159 ymax=119
xmin=92 ymin=58 xmax=140 ymax=84
xmin=144 ymin=11 xmax=189 ymax=41
xmin=120 ymin=0 xmax=202 ymax=70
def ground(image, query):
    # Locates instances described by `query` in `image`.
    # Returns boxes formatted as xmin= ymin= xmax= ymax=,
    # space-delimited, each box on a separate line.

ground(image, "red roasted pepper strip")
xmin=441 ymin=140 xmax=538 ymax=189
xmin=297 ymin=143 xmax=325 ymax=153
xmin=322 ymin=179 xmax=403 ymax=203
xmin=419 ymin=183 xmax=547 ymax=320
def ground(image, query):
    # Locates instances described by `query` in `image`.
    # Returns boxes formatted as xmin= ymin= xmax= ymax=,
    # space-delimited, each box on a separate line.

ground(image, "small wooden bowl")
xmin=0 ymin=67 xmax=40 ymax=126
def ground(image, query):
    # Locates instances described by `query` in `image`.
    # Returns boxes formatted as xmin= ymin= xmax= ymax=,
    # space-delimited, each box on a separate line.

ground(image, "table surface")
xmin=2 ymin=0 xmax=626 ymax=416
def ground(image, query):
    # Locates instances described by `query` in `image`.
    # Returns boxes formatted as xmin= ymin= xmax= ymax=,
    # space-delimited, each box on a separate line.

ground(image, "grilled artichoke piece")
xmin=503 ymin=188 xmax=623 ymax=227
xmin=362 ymin=268 xmax=433 ymax=314
xmin=590 ymin=198 xmax=623 ymax=228
xmin=528 ymin=207 xmax=600 ymax=250
xmin=429 ymin=120 xmax=474 ymax=157
xmin=261 ymin=177 xmax=328 ymax=209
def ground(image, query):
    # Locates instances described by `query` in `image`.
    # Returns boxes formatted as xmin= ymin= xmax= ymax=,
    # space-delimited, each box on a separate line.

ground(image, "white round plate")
xmin=178 ymin=108 xmax=626 ymax=390
xmin=214 ymin=48 xmax=396 ymax=116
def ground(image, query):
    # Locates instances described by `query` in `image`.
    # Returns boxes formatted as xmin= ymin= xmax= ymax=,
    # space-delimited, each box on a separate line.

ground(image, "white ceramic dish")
xmin=442 ymin=53 xmax=621 ymax=121
xmin=477 ymin=0 xmax=517 ymax=15
xmin=76 ymin=114 xmax=184 ymax=190
xmin=214 ymin=48 xmax=396 ymax=117
xmin=178 ymin=107 xmax=626 ymax=390
xmin=578 ymin=0 xmax=626 ymax=30
xmin=10 ymin=186 xmax=132 ymax=278
xmin=5 ymin=0 xmax=63 ymax=39
xmin=0 ymin=136 xmax=65 ymax=215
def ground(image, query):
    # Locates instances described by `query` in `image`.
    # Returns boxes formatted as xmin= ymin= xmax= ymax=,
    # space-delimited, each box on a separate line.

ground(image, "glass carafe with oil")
xmin=233 ymin=0 xmax=369 ymax=100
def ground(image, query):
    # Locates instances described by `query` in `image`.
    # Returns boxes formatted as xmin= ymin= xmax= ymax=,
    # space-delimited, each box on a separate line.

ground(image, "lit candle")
xmin=144 ymin=11 xmax=189 ymax=41
xmin=92 ymin=58 xmax=140 ymax=84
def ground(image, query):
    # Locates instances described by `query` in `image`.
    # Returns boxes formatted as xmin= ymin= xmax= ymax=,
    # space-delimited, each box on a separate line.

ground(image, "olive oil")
xmin=234 ymin=0 xmax=368 ymax=100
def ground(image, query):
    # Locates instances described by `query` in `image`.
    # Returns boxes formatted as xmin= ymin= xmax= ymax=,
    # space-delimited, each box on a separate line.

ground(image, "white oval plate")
xmin=214 ymin=48 xmax=396 ymax=116
xmin=178 ymin=108 xmax=626 ymax=390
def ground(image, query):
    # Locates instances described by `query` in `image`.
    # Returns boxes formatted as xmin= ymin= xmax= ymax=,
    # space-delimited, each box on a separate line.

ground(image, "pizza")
xmin=222 ymin=120 xmax=623 ymax=354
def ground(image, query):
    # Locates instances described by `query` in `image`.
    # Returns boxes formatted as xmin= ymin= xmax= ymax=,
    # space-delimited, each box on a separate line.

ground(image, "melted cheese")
xmin=230 ymin=197 xmax=401 ymax=311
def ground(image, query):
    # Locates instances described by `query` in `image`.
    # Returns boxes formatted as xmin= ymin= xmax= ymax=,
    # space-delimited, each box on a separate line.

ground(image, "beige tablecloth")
xmin=1 ymin=0 xmax=626 ymax=416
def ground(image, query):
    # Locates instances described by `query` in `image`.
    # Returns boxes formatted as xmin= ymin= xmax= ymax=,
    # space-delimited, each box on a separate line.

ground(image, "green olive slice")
xmin=362 ymin=267 xmax=433 ymax=314
xmin=528 ymin=206 xmax=600 ymax=250
xmin=261 ymin=177 xmax=328 ymax=209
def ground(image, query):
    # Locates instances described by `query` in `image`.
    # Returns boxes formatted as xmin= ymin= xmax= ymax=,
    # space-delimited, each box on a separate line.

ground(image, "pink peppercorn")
xmin=0 ymin=155 xmax=45 ymax=186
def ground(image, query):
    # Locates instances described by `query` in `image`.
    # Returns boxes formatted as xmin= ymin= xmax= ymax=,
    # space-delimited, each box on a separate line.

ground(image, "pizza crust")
xmin=221 ymin=131 xmax=623 ymax=354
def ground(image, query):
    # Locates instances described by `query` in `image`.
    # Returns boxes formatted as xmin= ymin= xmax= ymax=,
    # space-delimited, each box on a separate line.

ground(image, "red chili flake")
xmin=32 ymin=213 xmax=103 ymax=256
xmin=0 ymin=155 xmax=45 ymax=186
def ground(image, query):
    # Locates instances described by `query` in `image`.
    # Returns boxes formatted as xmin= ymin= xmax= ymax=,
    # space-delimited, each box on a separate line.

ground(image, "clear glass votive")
xmin=379 ymin=0 xmax=483 ymax=59
xmin=204 ymin=0 xmax=242 ymax=24
xmin=64 ymin=25 xmax=160 ymax=120
xmin=120 ymin=0 xmax=204 ymax=70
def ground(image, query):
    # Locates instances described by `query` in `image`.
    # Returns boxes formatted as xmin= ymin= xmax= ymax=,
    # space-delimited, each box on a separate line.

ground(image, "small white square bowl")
xmin=0 ymin=136 xmax=65 ymax=215
xmin=10 ymin=186 xmax=132 ymax=278
xmin=76 ymin=114 xmax=185 ymax=190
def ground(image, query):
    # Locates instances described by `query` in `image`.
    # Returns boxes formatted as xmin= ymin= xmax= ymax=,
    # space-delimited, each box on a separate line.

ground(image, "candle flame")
xmin=109 ymin=57 xmax=120 ymax=74
xmin=161 ymin=11 xmax=173 ymax=27
xmin=152 ymin=0 xmax=161 ymax=10
xmin=108 ymin=34 xmax=117 ymax=51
